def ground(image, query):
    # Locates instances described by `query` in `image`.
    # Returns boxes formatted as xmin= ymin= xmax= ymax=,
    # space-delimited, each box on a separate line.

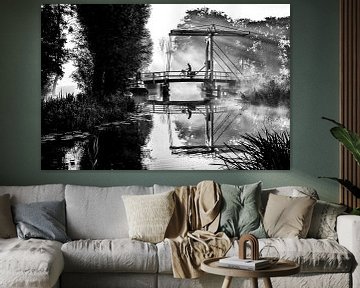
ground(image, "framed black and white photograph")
xmin=41 ymin=4 xmax=290 ymax=170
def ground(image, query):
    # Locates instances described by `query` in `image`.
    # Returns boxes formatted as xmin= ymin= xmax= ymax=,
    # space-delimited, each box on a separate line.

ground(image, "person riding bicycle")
xmin=186 ymin=63 xmax=194 ymax=78
xmin=186 ymin=63 xmax=192 ymax=76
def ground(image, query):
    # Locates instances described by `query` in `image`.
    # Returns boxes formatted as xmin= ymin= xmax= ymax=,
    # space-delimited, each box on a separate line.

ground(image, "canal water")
xmin=41 ymin=82 xmax=289 ymax=170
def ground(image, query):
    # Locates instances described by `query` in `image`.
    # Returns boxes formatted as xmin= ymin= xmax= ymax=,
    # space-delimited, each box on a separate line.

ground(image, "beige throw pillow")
xmin=263 ymin=193 xmax=316 ymax=238
xmin=122 ymin=191 xmax=175 ymax=243
xmin=0 ymin=194 xmax=17 ymax=238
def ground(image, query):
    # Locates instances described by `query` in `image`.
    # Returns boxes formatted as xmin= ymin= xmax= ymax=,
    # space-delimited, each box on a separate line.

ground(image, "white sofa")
xmin=0 ymin=184 xmax=359 ymax=288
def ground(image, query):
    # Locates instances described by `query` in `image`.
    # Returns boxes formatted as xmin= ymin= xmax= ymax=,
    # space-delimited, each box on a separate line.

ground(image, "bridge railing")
xmin=140 ymin=70 xmax=234 ymax=82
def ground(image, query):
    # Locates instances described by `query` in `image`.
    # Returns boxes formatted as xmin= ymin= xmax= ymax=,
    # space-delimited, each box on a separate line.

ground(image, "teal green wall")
xmin=0 ymin=0 xmax=340 ymax=203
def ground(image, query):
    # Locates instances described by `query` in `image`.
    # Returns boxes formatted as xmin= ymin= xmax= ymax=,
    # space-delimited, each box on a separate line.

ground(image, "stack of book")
xmin=218 ymin=257 xmax=271 ymax=270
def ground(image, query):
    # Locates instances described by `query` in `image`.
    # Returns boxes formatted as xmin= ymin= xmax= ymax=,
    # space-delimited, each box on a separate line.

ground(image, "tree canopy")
xmin=74 ymin=4 xmax=153 ymax=100
xmin=41 ymin=4 xmax=72 ymax=97
xmin=171 ymin=8 xmax=290 ymax=82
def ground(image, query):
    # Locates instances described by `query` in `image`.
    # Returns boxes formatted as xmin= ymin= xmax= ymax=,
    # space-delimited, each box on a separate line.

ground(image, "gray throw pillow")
xmin=218 ymin=182 xmax=266 ymax=238
xmin=307 ymin=200 xmax=347 ymax=240
xmin=12 ymin=200 xmax=70 ymax=243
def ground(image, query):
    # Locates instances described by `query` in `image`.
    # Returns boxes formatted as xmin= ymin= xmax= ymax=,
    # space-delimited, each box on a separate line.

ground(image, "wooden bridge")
xmin=140 ymin=70 xmax=237 ymax=85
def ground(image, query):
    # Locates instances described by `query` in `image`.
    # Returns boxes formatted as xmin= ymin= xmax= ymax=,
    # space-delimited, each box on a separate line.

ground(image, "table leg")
xmin=263 ymin=277 xmax=273 ymax=288
xmin=251 ymin=278 xmax=258 ymax=288
xmin=221 ymin=276 xmax=233 ymax=288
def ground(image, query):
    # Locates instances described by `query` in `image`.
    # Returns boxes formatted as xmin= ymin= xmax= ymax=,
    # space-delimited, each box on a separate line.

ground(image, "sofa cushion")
xmin=153 ymin=184 xmax=176 ymax=194
xmin=12 ymin=200 xmax=70 ymax=243
xmin=218 ymin=182 xmax=266 ymax=238
xmin=0 ymin=238 xmax=64 ymax=288
xmin=0 ymin=184 xmax=65 ymax=204
xmin=261 ymin=238 xmax=353 ymax=273
xmin=307 ymin=200 xmax=347 ymax=240
xmin=261 ymin=186 xmax=319 ymax=212
xmin=122 ymin=191 xmax=175 ymax=243
xmin=263 ymin=193 xmax=316 ymax=238
xmin=156 ymin=240 xmax=173 ymax=274
xmin=65 ymin=185 xmax=153 ymax=239
xmin=158 ymin=237 xmax=353 ymax=274
xmin=0 ymin=194 xmax=16 ymax=238
xmin=156 ymin=238 xmax=355 ymax=276
xmin=61 ymin=239 xmax=158 ymax=273
xmin=232 ymin=238 xmax=353 ymax=273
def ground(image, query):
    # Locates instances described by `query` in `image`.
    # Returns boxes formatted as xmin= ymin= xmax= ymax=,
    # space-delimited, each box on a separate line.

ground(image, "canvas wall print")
xmin=41 ymin=4 xmax=290 ymax=170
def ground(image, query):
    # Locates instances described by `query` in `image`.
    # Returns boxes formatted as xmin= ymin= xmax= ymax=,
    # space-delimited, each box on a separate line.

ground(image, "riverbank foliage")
xmin=243 ymin=79 xmax=290 ymax=108
xmin=41 ymin=93 xmax=135 ymax=135
xmin=218 ymin=129 xmax=290 ymax=170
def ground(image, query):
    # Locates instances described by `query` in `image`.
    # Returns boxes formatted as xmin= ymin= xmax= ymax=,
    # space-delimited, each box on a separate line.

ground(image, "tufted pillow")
xmin=263 ymin=193 xmax=316 ymax=238
xmin=307 ymin=200 xmax=347 ymax=240
xmin=218 ymin=182 xmax=266 ymax=238
xmin=0 ymin=194 xmax=16 ymax=238
xmin=12 ymin=200 xmax=70 ymax=243
xmin=122 ymin=191 xmax=175 ymax=243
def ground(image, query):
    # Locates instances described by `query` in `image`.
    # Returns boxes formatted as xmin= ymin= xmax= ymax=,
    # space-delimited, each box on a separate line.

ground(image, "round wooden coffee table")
xmin=201 ymin=257 xmax=300 ymax=288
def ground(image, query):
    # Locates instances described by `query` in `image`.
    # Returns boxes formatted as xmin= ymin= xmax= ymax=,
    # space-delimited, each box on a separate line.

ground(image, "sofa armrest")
xmin=337 ymin=215 xmax=360 ymax=288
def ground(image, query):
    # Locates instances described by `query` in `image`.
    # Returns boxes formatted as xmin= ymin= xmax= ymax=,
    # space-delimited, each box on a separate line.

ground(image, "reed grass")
xmin=41 ymin=93 xmax=135 ymax=135
xmin=217 ymin=128 xmax=290 ymax=170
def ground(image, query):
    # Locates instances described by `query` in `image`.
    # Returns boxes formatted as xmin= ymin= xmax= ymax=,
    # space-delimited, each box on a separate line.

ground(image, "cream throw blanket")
xmin=165 ymin=180 xmax=231 ymax=278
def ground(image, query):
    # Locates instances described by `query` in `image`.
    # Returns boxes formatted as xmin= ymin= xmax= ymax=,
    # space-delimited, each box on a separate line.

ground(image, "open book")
xmin=218 ymin=257 xmax=271 ymax=270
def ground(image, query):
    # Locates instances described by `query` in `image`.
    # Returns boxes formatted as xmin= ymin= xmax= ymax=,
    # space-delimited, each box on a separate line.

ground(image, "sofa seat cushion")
xmin=229 ymin=238 xmax=354 ymax=273
xmin=0 ymin=238 xmax=64 ymax=288
xmin=157 ymin=238 xmax=353 ymax=274
xmin=62 ymin=239 xmax=158 ymax=273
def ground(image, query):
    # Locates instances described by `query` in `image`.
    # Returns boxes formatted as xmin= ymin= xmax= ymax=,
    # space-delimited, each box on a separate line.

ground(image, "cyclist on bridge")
xmin=186 ymin=63 xmax=194 ymax=78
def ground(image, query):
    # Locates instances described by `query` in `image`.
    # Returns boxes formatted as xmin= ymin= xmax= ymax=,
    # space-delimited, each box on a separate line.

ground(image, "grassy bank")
xmin=41 ymin=93 xmax=136 ymax=135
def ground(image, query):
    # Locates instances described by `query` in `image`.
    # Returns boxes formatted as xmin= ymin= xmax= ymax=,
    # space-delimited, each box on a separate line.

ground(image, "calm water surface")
xmin=41 ymin=83 xmax=289 ymax=170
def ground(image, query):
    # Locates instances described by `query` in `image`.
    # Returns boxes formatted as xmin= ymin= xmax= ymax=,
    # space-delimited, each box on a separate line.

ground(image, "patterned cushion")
xmin=307 ymin=200 xmax=347 ymax=240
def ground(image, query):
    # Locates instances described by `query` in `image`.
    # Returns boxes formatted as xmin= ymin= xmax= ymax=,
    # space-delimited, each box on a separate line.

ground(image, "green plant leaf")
xmin=330 ymin=126 xmax=360 ymax=165
xmin=322 ymin=117 xmax=360 ymax=165
xmin=351 ymin=208 xmax=360 ymax=215
xmin=319 ymin=177 xmax=360 ymax=198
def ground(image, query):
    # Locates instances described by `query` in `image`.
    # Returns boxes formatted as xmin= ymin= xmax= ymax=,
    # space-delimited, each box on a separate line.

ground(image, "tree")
xmin=74 ymin=4 xmax=153 ymax=100
xmin=233 ymin=16 xmax=290 ymax=77
xmin=171 ymin=8 xmax=235 ymax=70
xmin=41 ymin=4 xmax=72 ymax=98
xmin=172 ymin=9 xmax=290 ymax=81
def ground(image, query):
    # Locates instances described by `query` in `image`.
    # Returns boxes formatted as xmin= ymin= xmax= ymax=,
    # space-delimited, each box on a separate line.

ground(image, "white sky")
xmin=147 ymin=4 xmax=290 ymax=42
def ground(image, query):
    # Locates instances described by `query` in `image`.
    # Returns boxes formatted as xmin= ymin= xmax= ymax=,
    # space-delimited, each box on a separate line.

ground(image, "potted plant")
xmin=321 ymin=117 xmax=360 ymax=215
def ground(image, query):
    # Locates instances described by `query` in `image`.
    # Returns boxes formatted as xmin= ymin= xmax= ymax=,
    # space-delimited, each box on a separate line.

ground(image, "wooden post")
xmin=340 ymin=0 xmax=360 ymax=208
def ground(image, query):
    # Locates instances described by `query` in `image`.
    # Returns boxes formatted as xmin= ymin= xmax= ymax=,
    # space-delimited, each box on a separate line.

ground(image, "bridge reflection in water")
xmin=138 ymin=82 xmax=245 ymax=169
